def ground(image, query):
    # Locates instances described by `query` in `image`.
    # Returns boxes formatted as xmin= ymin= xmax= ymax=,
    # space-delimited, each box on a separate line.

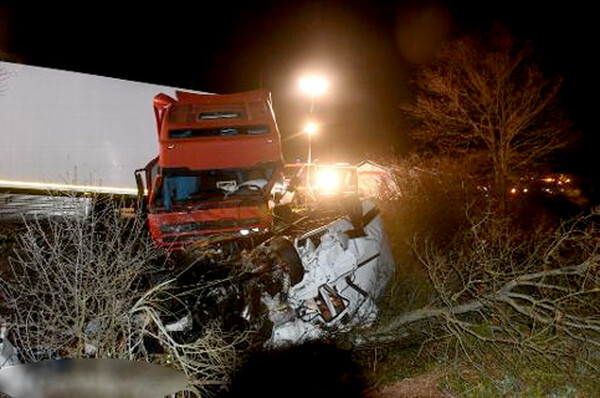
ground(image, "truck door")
xmin=135 ymin=157 xmax=158 ymax=213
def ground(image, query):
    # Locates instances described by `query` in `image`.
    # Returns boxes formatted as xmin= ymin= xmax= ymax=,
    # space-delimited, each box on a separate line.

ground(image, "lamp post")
xmin=303 ymin=121 xmax=318 ymax=191
xmin=298 ymin=74 xmax=328 ymax=192
xmin=298 ymin=74 xmax=328 ymax=162
xmin=303 ymin=121 xmax=318 ymax=165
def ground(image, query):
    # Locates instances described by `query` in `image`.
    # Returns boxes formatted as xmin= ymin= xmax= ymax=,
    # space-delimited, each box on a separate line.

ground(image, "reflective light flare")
xmin=315 ymin=168 xmax=341 ymax=194
xmin=298 ymin=75 xmax=329 ymax=97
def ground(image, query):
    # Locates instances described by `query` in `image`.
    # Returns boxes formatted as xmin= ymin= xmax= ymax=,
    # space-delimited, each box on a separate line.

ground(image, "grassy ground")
xmin=359 ymin=321 xmax=600 ymax=397
xmin=440 ymin=351 xmax=600 ymax=397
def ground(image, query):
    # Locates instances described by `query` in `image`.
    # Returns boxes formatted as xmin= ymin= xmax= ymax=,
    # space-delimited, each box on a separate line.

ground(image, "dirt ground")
xmin=365 ymin=372 xmax=455 ymax=398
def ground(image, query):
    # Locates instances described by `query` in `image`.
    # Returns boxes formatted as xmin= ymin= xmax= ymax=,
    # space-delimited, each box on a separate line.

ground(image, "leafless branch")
xmin=0 ymin=196 xmax=248 ymax=396
xmin=357 ymin=212 xmax=600 ymax=371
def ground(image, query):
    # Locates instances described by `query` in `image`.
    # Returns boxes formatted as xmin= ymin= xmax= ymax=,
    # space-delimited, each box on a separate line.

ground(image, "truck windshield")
xmin=154 ymin=164 xmax=275 ymax=210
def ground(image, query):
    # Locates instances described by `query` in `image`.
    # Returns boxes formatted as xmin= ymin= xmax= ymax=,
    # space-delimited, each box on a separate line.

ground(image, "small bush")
xmin=0 ymin=196 xmax=246 ymax=396
xmin=374 ymin=154 xmax=488 ymax=315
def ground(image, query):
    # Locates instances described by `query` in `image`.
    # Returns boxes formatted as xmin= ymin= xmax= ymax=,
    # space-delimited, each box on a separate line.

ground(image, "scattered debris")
xmin=155 ymin=198 xmax=395 ymax=349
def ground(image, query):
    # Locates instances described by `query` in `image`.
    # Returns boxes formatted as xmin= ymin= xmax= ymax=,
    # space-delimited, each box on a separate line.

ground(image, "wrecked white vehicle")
xmin=151 ymin=198 xmax=394 ymax=349
xmin=0 ymin=200 xmax=394 ymax=375
xmin=260 ymin=199 xmax=394 ymax=347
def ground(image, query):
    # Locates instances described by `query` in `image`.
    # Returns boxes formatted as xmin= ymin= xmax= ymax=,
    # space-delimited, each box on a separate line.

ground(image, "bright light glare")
xmin=303 ymin=121 xmax=318 ymax=135
xmin=315 ymin=169 xmax=340 ymax=194
xmin=0 ymin=179 xmax=138 ymax=195
xmin=299 ymin=75 xmax=329 ymax=96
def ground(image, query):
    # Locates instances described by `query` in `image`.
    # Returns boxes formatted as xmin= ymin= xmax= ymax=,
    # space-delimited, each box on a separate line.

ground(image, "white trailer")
xmin=0 ymin=61 xmax=203 ymax=195
xmin=0 ymin=61 xmax=203 ymax=219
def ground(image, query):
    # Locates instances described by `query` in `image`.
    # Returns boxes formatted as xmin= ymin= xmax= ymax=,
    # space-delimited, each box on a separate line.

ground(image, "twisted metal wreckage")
xmin=162 ymin=198 xmax=395 ymax=348
xmin=263 ymin=199 xmax=394 ymax=347
xmin=0 ymin=200 xmax=394 ymax=376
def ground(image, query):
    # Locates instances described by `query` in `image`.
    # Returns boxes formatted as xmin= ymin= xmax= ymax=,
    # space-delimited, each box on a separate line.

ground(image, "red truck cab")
xmin=136 ymin=90 xmax=283 ymax=249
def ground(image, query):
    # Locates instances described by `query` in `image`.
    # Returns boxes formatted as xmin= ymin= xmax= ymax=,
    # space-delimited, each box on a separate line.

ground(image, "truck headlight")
xmin=314 ymin=168 xmax=340 ymax=194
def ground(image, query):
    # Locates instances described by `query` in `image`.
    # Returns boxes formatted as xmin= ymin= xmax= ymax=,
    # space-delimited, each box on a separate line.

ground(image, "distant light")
xmin=251 ymin=227 xmax=260 ymax=232
xmin=303 ymin=121 xmax=319 ymax=135
xmin=239 ymin=229 xmax=250 ymax=236
xmin=299 ymin=75 xmax=329 ymax=96
xmin=523 ymin=188 xmax=528 ymax=193
xmin=510 ymin=188 xmax=517 ymax=195
xmin=315 ymin=168 xmax=341 ymax=194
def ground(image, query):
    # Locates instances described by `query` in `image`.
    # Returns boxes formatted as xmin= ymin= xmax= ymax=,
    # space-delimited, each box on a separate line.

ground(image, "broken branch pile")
xmin=360 ymin=212 xmax=600 ymax=368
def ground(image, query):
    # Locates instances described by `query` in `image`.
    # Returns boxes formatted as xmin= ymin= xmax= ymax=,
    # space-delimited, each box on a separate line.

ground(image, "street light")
xmin=298 ymin=74 xmax=328 ymax=191
xmin=299 ymin=74 xmax=328 ymax=162
xmin=298 ymin=74 xmax=329 ymax=113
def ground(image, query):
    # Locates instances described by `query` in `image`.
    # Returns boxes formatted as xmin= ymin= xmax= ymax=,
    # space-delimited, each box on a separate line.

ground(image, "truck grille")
xmin=160 ymin=218 xmax=261 ymax=234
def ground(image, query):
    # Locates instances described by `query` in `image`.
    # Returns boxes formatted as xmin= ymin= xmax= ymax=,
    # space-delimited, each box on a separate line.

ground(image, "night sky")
xmin=0 ymin=1 xmax=596 ymax=174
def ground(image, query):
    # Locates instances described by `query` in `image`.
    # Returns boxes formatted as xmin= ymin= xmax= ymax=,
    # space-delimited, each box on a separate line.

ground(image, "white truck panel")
xmin=0 ymin=61 xmax=201 ymax=194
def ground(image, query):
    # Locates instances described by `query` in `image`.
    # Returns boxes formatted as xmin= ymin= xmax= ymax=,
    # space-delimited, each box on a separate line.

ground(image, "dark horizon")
xmin=1 ymin=1 xmax=596 ymax=176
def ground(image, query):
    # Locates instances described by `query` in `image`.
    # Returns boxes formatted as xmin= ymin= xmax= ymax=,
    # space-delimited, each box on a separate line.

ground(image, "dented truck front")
xmin=137 ymin=90 xmax=283 ymax=248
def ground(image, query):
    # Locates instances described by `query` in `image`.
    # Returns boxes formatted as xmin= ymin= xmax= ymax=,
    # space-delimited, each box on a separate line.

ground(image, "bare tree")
xmin=401 ymin=23 xmax=575 ymax=212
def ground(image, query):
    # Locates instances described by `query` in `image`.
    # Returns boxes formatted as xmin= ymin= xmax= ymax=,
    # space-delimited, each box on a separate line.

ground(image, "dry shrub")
xmin=407 ymin=210 xmax=600 ymax=371
xmin=0 ymin=196 xmax=246 ymax=396
xmin=0 ymin=199 xmax=156 ymax=360
xmin=373 ymin=154 xmax=487 ymax=314
xmin=374 ymin=154 xmax=572 ymax=311
xmin=0 ymin=221 xmax=24 ymax=280
xmin=357 ymin=208 xmax=600 ymax=395
xmin=361 ymin=154 xmax=600 ymax=384
xmin=379 ymin=154 xmax=487 ymax=255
